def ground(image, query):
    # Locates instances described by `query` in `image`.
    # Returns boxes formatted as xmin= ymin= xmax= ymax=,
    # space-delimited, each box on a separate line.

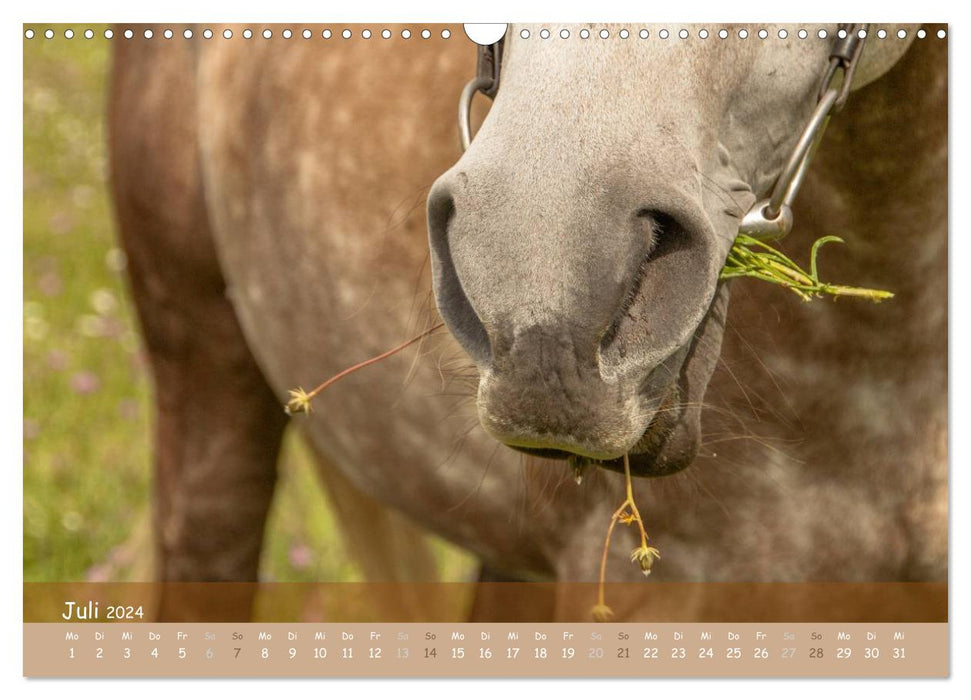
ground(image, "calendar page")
xmin=21 ymin=19 xmax=949 ymax=681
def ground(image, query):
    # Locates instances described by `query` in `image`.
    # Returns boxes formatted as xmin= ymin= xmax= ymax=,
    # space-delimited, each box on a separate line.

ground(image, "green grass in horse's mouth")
xmin=721 ymin=233 xmax=894 ymax=302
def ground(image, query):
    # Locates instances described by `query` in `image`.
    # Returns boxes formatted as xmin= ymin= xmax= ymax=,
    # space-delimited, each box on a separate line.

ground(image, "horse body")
xmin=109 ymin=25 xmax=946 ymax=616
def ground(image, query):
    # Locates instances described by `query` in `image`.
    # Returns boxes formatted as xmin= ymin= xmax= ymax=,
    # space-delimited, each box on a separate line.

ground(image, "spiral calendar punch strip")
xmin=23 ymin=23 xmax=947 ymax=41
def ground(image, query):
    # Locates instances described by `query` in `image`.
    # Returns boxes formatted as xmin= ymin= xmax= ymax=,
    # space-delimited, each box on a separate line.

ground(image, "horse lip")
xmin=508 ymin=444 xmax=630 ymax=472
xmin=508 ymin=445 xmax=574 ymax=460
xmin=485 ymin=372 xmax=686 ymax=471
xmin=499 ymin=436 xmax=625 ymax=462
xmin=506 ymin=415 xmax=686 ymax=478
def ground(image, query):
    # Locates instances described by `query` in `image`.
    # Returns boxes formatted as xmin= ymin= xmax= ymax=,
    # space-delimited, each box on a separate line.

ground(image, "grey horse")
xmin=109 ymin=24 xmax=946 ymax=620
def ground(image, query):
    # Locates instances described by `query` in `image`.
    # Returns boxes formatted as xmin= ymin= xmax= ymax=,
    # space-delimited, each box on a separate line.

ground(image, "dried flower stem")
xmin=285 ymin=322 xmax=445 ymax=415
xmin=593 ymin=453 xmax=659 ymax=622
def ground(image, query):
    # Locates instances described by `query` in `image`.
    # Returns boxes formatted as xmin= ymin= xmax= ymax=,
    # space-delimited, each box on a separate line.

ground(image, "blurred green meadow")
xmin=23 ymin=28 xmax=473 ymax=584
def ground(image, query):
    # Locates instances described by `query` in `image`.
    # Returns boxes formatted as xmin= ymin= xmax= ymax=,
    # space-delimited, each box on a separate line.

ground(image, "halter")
xmin=458 ymin=24 xmax=868 ymax=242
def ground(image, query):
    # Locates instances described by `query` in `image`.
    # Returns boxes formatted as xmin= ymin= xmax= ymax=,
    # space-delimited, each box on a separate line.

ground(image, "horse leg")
xmin=109 ymin=40 xmax=287 ymax=618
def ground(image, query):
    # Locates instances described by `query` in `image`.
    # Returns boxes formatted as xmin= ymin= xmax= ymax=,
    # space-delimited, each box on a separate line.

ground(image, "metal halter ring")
xmin=459 ymin=77 xmax=494 ymax=151
xmin=738 ymin=88 xmax=838 ymax=241
xmin=458 ymin=40 xmax=503 ymax=151
xmin=739 ymin=24 xmax=868 ymax=241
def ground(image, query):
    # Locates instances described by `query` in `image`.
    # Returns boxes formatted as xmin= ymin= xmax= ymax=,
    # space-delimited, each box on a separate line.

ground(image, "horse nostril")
xmin=427 ymin=179 xmax=493 ymax=366
xmin=599 ymin=208 xmax=709 ymax=376
xmin=599 ymin=209 xmax=680 ymax=352
xmin=635 ymin=208 xmax=679 ymax=259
